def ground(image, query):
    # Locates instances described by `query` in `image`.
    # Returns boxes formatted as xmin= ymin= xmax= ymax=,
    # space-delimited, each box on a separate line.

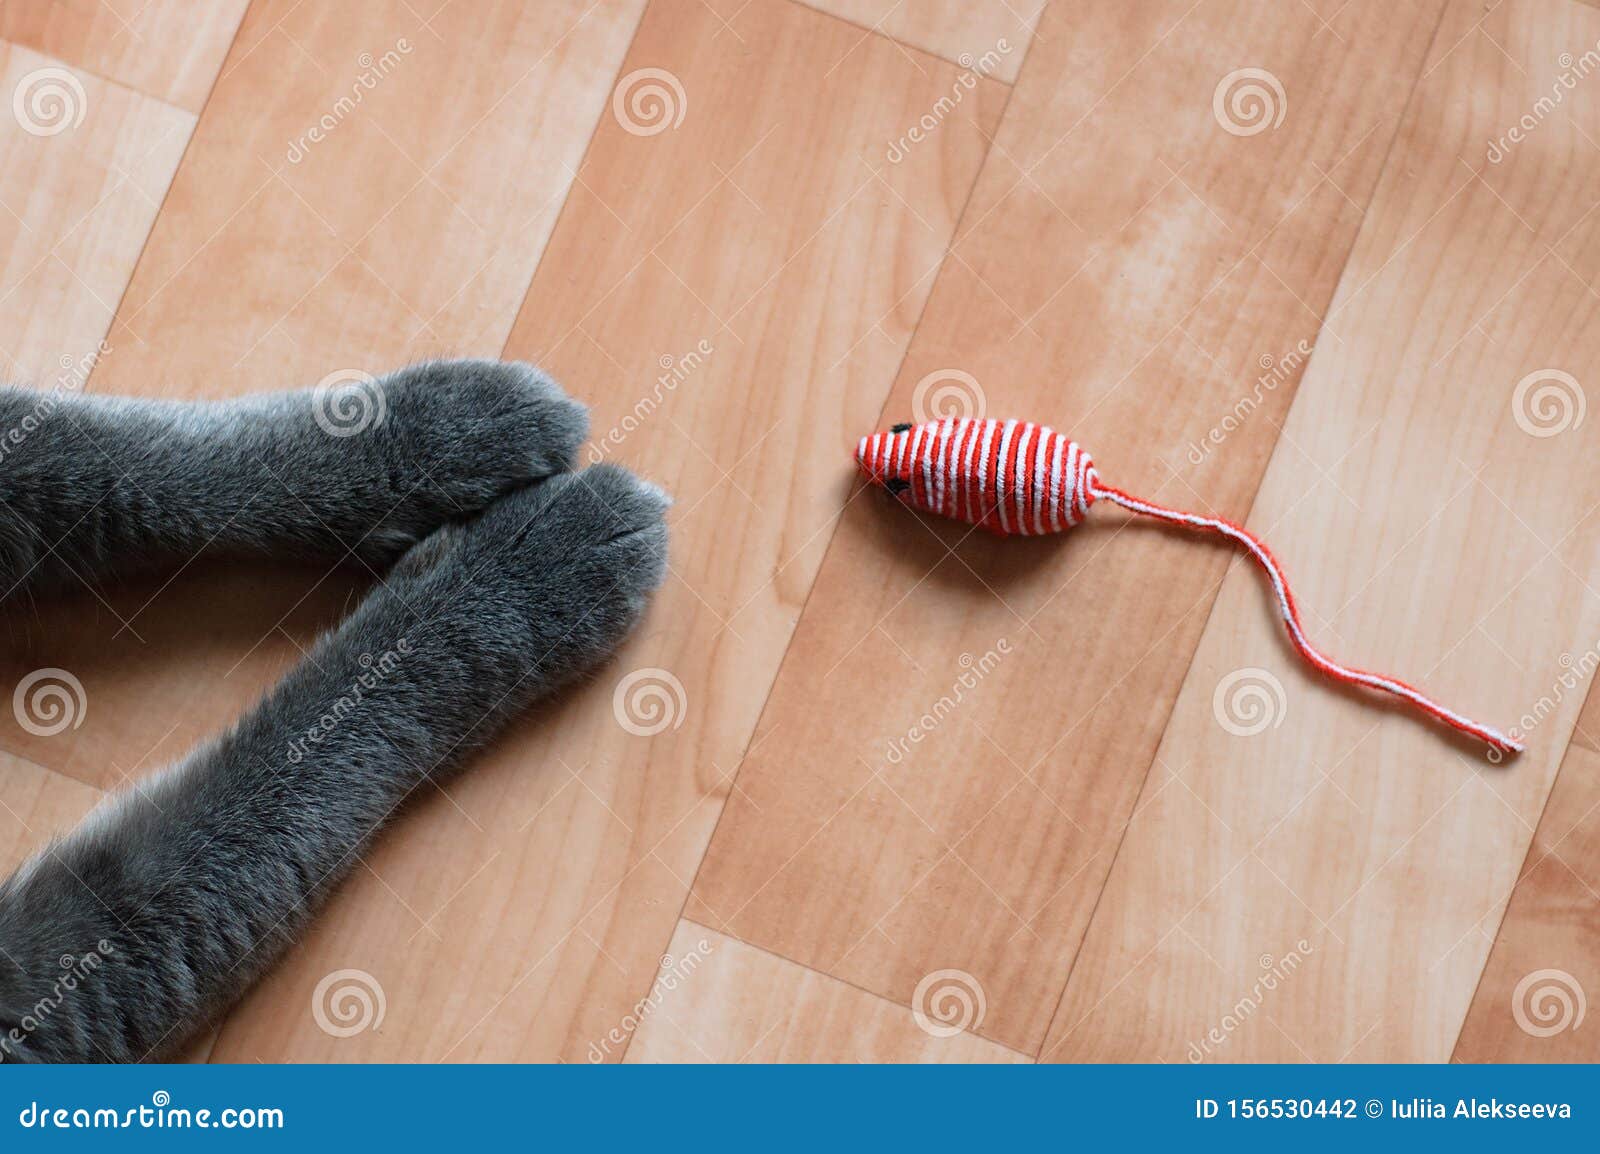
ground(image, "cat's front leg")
xmin=0 ymin=464 xmax=668 ymax=1062
xmin=0 ymin=359 xmax=589 ymax=597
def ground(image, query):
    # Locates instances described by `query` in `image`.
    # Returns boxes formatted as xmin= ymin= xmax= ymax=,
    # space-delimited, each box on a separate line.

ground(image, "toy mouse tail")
xmin=1088 ymin=479 xmax=1524 ymax=759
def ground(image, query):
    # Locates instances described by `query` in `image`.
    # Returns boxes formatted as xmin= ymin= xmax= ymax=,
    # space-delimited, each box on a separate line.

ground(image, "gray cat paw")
xmin=375 ymin=357 xmax=590 ymax=501
xmin=439 ymin=464 xmax=670 ymax=669
xmin=341 ymin=359 xmax=590 ymax=560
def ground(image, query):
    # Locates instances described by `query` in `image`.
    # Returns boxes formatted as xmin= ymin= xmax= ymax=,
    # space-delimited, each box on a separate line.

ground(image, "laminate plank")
xmin=1046 ymin=0 xmax=1600 ymax=1062
xmin=799 ymin=0 xmax=1042 ymax=82
xmin=0 ymin=40 xmax=191 ymax=383
xmin=100 ymin=0 xmax=647 ymax=394
xmin=624 ymin=922 xmax=1028 ymax=1062
xmin=0 ymin=751 xmax=99 ymax=875
xmin=687 ymin=0 xmax=1444 ymax=1055
xmin=0 ymin=0 xmax=246 ymax=113
xmin=1568 ymin=649 xmax=1600 ymax=752
xmin=0 ymin=566 xmax=365 ymax=792
xmin=204 ymin=0 xmax=1004 ymax=1062
xmin=1454 ymin=744 xmax=1600 ymax=1061
xmin=0 ymin=0 xmax=647 ymax=789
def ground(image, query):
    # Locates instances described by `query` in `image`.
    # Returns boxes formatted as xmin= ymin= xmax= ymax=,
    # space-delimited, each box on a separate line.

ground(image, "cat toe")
xmin=455 ymin=465 xmax=670 ymax=662
xmin=376 ymin=358 xmax=590 ymax=493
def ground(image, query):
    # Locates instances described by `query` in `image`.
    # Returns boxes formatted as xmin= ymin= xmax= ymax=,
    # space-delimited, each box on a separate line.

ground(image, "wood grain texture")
xmin=0 ymin=751 xmax=99 ymax=875
xmin=0 ymin=40 xmax=191 ymax=383
xmin=0 ymin=0 xmax=246 ymax=112
xmin=798 ymin=0 xmax=1042 ymax=82
xmin=625 ymin=923 xmax=1028 ymax=1062
xmin=97 ymin=0 xmax=646 ymax=396
xmin=687 ymin=0 xmax=1444 ymax=1055
xmin=1569 ymin=647 xmax=1600 ymax=752
xmin=0 ymin=565 xmax=361 ymax=791
xmin=0 ymin=0 xmax=646 ymax=790
xmin=204 ymin=0 xmax=1004 ymax=1062
xmin=1454 ymin=744 xmax=1600 ymax=1061
xmin=1046 ymin=0 xmax=1600 ymax=1063
xmin=2 ymin=0 xmax=1591 ymax=1064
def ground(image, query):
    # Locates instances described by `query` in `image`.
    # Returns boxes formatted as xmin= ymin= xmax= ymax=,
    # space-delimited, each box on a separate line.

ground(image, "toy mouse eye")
xmin=891 ymin=422 xmax=912 ymax=434
xmin=884 ymin=478 xmax=910 ymax=495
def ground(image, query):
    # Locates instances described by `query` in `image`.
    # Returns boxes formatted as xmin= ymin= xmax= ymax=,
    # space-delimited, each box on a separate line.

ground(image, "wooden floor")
xmin=0 ymin=0 xmax=1596 ymax=1063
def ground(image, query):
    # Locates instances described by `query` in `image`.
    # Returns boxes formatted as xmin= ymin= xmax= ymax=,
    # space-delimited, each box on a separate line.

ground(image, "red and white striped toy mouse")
xmin=855 ymin=415 xmax=1523 ymax=758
